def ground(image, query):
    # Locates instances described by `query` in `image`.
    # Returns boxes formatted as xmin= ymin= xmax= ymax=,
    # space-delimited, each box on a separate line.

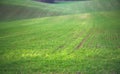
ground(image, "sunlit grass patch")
xmin=0 ymin=11 xmax=120 ymax=73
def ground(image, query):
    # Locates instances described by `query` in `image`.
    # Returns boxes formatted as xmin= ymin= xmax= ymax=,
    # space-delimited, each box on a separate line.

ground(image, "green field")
xmin=0 ymin=0 xmax=120 ymax=74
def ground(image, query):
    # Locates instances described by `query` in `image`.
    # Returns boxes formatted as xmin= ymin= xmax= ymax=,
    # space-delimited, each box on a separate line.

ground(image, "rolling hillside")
xmin=0 ymin=0 xmax=62 ymax=21
xmin=0 ymin=0 xmax=120 ymax=74
xmin=0 ymin=0 xmax=120 ymax=21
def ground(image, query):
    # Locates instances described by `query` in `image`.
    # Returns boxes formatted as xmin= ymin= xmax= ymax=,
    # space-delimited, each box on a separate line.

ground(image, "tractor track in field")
xmin=75 ymin=29 xmax=93 ymax=49
xmin=52 ymin=44 xmax=65 ymax=53
xmin=67 ymin=29 xmax=93 ymax=55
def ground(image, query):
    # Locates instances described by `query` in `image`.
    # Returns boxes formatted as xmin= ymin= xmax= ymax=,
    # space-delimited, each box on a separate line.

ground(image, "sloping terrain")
xmin=0 ymin=4 xmax=61 ymax=21
xmin=0 ymin=0 xmax=120 ymax=21
xmin=0 ymin=11 xmax=120 ymax=74
xmin=0 ymin=0 xmax=120 ymax=74
xmin=0 ymin=0 xmax=62 ymax=21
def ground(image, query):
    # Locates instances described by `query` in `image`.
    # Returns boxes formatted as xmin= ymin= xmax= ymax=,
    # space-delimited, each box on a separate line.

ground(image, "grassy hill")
xmin=0 ymin=0 xmax=120 ymax=74
xmin=0 ymin=0 xmax=62 ymax=21
xmin=0 ymin=0 xmax=120 ymax=21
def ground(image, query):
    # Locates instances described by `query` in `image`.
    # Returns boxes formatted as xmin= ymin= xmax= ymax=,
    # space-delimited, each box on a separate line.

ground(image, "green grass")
xmin=0 ymin=0 xmax=120 ymax=21
xmin=0 ymin=0 xmax=120 ymax=74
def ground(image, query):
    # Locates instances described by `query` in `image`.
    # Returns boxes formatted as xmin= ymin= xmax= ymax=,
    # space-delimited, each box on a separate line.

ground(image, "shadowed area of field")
xmin=0 ymin=0 xmax=120 ymax=21
xmin=0 ymin=4 xmax=61 ymax=21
